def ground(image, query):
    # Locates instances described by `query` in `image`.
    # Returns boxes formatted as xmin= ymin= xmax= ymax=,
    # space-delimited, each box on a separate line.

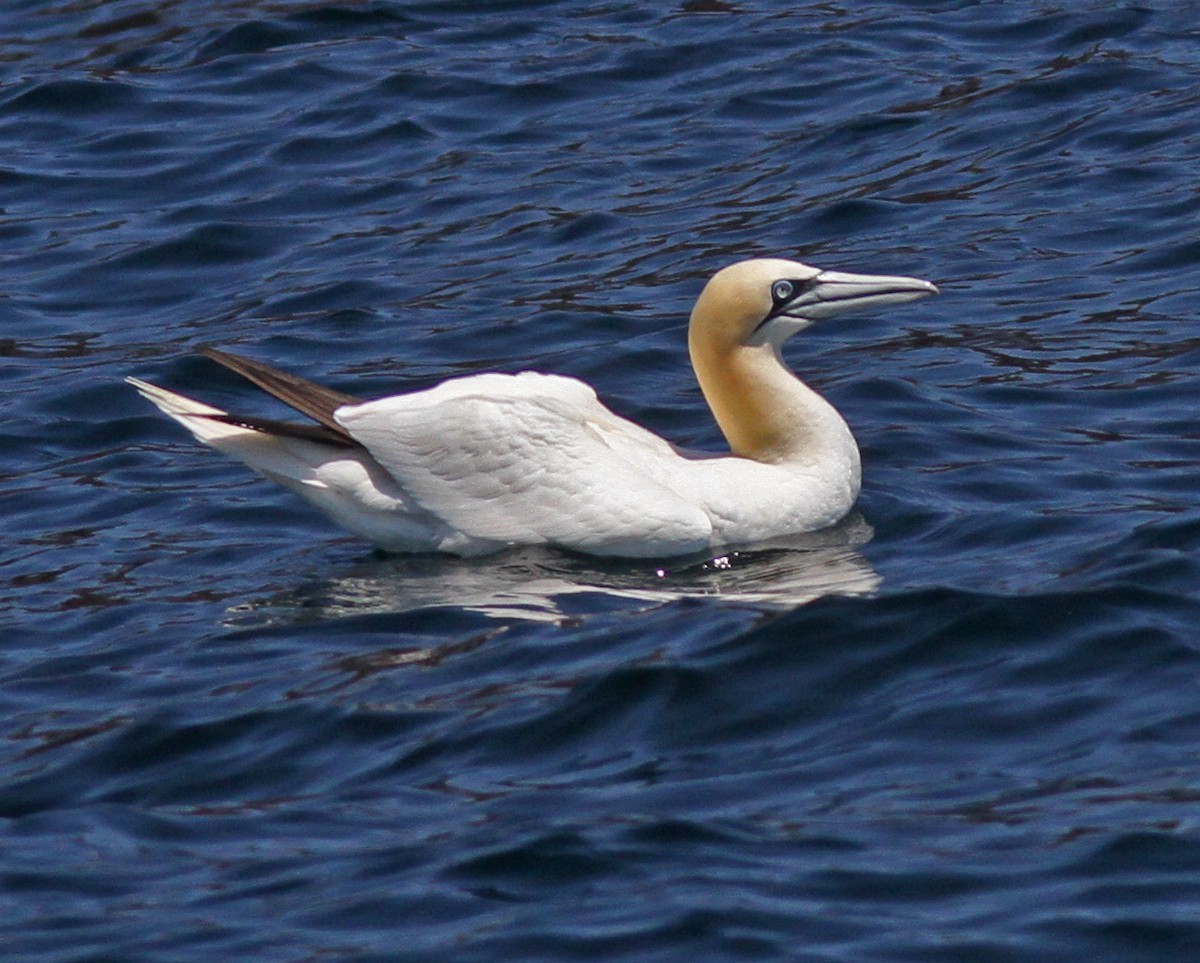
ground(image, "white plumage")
xmin=128 ymin=258 xmax=936 ymax=557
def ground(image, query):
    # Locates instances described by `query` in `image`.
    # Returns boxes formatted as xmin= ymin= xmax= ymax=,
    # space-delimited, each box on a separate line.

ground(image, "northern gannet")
xmin=128 ymin=258 xmax=936 ymax=558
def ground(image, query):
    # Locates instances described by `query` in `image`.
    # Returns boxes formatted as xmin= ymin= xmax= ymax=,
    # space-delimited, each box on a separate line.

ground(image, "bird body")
xmin=129 ymin=258 xmax=936 ymax=558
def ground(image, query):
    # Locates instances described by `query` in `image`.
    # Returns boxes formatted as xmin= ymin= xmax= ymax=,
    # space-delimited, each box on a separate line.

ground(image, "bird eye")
xmin=772 ymin=280 xmax=794 ymax=302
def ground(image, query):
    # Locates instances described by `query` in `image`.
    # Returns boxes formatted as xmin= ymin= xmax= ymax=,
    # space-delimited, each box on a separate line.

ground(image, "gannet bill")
xmin=127 ymin=258 xmax=937 ymax=558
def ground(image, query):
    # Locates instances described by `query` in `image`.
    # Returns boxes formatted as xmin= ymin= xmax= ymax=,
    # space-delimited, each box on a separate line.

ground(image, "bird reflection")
xmin=226 ymin=514 xmax=879 ymax=626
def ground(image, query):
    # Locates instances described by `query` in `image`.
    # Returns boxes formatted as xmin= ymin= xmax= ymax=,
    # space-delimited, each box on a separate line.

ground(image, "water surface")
xmin=4 ymin=2 xmax=1200 ymax=960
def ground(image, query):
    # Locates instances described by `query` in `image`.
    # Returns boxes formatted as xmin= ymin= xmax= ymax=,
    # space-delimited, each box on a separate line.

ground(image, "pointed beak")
xmin=784 ymin=269 xmax=939 ymax=322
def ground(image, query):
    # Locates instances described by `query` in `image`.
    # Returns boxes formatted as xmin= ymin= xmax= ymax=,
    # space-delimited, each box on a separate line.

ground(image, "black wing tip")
xmin=196 ymin=345 xmax=362 ymax=400
xmin=205 ymin=412 xmax=362 ymax=449
xmin=196 ymin=343 xmax=243 ymax=364
xmin=192 ymin=344 xmax=364 ymax=443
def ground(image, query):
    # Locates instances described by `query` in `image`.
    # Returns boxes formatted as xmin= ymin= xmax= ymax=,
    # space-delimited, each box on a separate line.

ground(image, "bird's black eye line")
xmin=771 ymin=277 xmax=818 ymax=308
xmin=759 ymin=277 xmax=819 ymax=329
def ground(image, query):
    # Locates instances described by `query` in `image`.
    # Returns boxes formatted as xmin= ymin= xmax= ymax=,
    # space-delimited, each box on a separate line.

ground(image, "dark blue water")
xmin=4 ymin=2 xmax=1200 ymax=959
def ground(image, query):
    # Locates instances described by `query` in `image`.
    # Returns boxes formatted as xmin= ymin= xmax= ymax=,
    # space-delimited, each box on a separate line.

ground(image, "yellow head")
xmin=687 ymin=257 xmax=938 ymax=460
xmin=689 ymin=257 xmax=937 ymax=354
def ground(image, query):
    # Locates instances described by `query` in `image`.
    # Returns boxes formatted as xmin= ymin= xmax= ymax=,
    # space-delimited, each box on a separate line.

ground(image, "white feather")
xmin=336 ymin=372 xmax=713 ymax=556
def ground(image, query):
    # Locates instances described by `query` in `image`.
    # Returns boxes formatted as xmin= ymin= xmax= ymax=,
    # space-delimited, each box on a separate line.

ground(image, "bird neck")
xmin=689 ymin=337 xmax=855 ymax=466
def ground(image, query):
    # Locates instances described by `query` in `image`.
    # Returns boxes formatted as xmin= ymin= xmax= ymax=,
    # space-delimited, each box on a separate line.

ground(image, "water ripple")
xmin=3 ymin=2 xmax=1200 ymax=960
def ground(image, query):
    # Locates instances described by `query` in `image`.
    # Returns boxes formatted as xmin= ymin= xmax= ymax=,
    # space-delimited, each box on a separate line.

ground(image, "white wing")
xmin=336 ymin=372 xmax=713 ymax=557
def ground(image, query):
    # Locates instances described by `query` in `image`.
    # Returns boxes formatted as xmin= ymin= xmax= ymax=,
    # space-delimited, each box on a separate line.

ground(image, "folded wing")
xmin=336 ymin=372 xmax=713 ymax=557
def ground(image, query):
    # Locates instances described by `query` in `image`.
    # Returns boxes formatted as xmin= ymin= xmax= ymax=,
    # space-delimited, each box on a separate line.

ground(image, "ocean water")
xmin=4 ymin=1 xmax=1200 ymax=959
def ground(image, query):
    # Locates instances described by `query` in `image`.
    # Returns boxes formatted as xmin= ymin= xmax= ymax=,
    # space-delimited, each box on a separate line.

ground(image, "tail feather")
xmin=127 ymin=376 xmax=351 ymax=485
xmin=127 ymin=370 xmax=361 ymax=448
xmin=126 ymin=377 xmax=245 ymax=444
xmin=126 ymin=374 xmax=435 ymax=548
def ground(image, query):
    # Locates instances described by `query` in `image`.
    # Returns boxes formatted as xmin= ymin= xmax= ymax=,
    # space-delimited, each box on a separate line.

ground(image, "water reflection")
xmin=228 ymin=515 xmax=880 ymax=625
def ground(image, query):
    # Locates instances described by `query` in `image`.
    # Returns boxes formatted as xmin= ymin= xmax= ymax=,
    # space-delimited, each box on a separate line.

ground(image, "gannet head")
xmin=690 ymin=257 xmax=939 ymax=352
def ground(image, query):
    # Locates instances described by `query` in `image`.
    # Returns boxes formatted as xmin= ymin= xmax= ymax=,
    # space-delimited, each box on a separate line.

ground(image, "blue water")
xmin=4 ymin=2 xmax=1200 ymax=959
